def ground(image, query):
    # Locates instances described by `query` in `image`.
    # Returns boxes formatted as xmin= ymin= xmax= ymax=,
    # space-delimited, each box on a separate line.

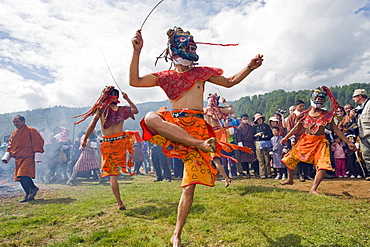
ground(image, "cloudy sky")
xmin=1 ymin=0 xmax=370 ymax=114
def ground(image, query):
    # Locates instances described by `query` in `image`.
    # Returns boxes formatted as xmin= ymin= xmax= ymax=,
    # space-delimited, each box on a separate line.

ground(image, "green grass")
xmin=0 ymin=175 xmax=369 ymax=247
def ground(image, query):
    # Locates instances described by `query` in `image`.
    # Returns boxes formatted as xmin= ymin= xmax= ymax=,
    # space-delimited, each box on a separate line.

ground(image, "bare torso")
xmin=169 ymin=80 xmax=206 ymax=110
xmin=305 ymin=108 xmax=328 ymax=136
xmin=99 ymin=105 xmax=125 ymax=136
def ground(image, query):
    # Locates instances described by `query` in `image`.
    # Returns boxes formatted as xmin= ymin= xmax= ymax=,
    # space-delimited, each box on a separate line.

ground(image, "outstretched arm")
xmin=281 ymin=122 xmax=302 ymax=144
xmin=82 ymin=112 xmax=100 ymax=147
xmin=208 ymin=54 xmax=263 ymax=88
xmin=130 ymin=30 xmax=158 ymax=87
xmin=122 ymin=92 xmax=139 ymax=114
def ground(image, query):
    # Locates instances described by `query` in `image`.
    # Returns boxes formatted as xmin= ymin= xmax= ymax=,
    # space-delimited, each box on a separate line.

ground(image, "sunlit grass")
xmin=0 ymin=175 xmax=369 ymax=246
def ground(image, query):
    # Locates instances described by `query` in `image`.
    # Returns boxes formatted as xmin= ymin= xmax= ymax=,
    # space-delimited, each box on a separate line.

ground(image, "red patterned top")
xmin=152 ymin=67 xmax=224 ymax=101
xmin=99 ymin=106 xmax=135 ymax=129
xmin=298 ymin=109 xmax=334 ymax=134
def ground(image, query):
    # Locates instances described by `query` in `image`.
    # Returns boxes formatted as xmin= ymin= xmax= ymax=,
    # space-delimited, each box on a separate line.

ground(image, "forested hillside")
xmin=233 ymin=83 xmax=370 ymax=119
xmin=1 ymin=83 xmax=369 ymax=143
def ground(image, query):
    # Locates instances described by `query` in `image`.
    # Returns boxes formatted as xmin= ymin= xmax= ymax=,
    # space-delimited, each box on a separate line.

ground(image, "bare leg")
xmin=309 ymin=169 xmax=326 ymax=195
xmin=170 ymin=184 xmax=196 ymax=247
xmin=214 ymin=158 xmax=231 ymax=187
xmin=110 ymin=176 xmax=125 ymax=210
xmin=145 ymin=112 xmax=216 ymax=153
xmin=280 ymin=168 xmax=294 ymax=185
xmin=66 ymin=171 xmax=77 ymax=186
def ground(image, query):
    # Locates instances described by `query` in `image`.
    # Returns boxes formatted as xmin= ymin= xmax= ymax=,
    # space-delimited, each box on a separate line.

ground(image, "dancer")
xmin=280 ymin=86 xmax=357 ymax=195
xmin=204 ymin=93 xmax=236 ymax=183
xmin=74 ymin=86 xmax=139 ymax=210
xmin=130 ymin=27 xmax=263 ymax=246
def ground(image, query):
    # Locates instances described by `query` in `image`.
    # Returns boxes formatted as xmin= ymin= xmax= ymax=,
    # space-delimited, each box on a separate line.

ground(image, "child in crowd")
xmin=343 ymin=123 xmax=362 ymax=178
xmin=270 ymin=127 xmax=287 ymax=180
xmin=331 ymin=135 xmax=347 ymax=178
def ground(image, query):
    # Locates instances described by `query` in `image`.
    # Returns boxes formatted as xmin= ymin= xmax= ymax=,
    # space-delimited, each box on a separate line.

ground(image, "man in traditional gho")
xmin=351 ymin=89 xmax=370 ymax=181
xmin=2 ymin=115 xmax=44 ymax=202
xmin=130 ymin=27 xmax=263 ymax=247
xmin=73 ymin=86 xmax=139 ymax=210
xmin=280 ymin=86 xmax=357 ymax=195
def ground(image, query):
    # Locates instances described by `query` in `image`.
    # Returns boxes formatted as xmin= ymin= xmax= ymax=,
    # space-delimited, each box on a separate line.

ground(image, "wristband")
xmin=248 ymin=65 xmax=254 ymax=71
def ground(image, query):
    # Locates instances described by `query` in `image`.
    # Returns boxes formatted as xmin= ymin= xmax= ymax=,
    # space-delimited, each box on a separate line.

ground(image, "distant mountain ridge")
xmin=0 ymin=100 xmax=172 ymax=142
xmin=1 ymin=82 xmax=369 ymax=143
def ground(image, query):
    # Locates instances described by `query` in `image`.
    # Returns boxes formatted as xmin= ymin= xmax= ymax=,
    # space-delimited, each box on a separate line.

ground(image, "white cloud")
xmin=0 ymin=0 xmax=369 ymax=113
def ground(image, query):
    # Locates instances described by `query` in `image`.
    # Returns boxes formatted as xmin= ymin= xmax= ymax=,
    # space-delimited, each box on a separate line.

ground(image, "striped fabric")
xmin=72 ymin=136 xmax=100 ymax=172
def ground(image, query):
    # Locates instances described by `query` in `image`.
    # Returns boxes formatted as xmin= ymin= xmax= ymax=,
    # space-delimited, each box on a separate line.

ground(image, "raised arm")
xmin=121 ymin=92 xmax=139 ymax=114
xmin=220 ymin=97 xmax=234 ymax=115
xmin=208 ymin=54 xmax=263 ymax=88
xmin=130 ymin=30 xmax=158 ymax=87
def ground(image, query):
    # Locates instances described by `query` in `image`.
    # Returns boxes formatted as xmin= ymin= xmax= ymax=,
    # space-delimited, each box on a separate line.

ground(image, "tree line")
xmin=232 ymin=83 xmax=370 ymax=119
xmin=1 ymin=83 xmax=369 ymax=143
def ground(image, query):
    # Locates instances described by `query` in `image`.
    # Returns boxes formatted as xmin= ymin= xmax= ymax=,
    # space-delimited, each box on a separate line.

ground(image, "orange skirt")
xmin=100 ymin=131 xmax=136 ymax=177
xmin=141 ymin=108 xmax=219 ymax=187
xmin=282 ymin=133 xmax=333 ymax=171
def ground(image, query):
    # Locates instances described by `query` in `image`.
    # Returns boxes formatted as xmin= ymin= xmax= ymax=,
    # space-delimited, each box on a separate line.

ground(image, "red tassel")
xmin=196 ymin=42 xmax=238 ymax=46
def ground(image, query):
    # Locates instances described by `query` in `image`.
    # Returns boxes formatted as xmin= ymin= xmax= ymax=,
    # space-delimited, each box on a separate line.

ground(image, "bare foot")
xmin=280 ymin=180 xmax=293 ymax=185
xmin=225 ymin=178 xmax=231 ymax=188
xmin=170 ymin=235 xmax=181 ymax=247
xmin=118 ymin=200 xmax=125 ymax=210
xmin=309 ymin=190 xmax=320 ymax=195
xmin=198 ymin=137 xmax=217 ymax=153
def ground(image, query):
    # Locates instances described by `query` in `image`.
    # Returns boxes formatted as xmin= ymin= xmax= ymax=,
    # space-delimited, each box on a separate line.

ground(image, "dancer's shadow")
xmin=29 ymin=197 xmax=77 ymax=204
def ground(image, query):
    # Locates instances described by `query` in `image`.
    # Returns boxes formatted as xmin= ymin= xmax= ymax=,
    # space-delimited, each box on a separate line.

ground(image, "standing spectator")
xmin=282 ymin=105 xmax=296 ymax=130
xmin=221 ymin=117 xmax=238 ymax=179
xmin=237 ymin=114 xmax=257 ymax=178
xmin=2 ymin=115 xmax=44 ymax=202
xmin=286 ymin=100 xmax=310 ymax=182
xmin=142 ymin=141 xmax=152 ymax=173
xmin=270 ymin=126 xmax=287 ymax=180
xmin=352 ymin=89 xmax=370 ymax=181
xmin=66 ymin=134 xmax=101 ymax=185
xmin=152 ymin=144 xmax=172 ymax=182
xmin=133 ymin=141 xmax=145 ymax=175
xmin=331 ymin=135 xmax=347 ymax=178
xmin=252 ymin=113 xmax=273 ymax=179
xmin=343 ymin=122 xmax=362 ymax=178
xmin=172 ymin=158 xmax=184 ymax=179
xmin=334 ymin=106 xmax=346 ymax=131
xmin=269 ymin=116 xmax=286 ymax=137
xmin=342 ymin=104 xmax=355 ymax=125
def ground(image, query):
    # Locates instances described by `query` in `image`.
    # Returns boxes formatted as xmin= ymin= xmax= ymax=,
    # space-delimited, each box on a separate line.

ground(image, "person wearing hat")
xmin=352 ymin=89 xmax=370 ymax=181
xmin=269 ymin=116 xmax=286 ymax=137
xmin=252 ymin=112 xmax=273 ymax=179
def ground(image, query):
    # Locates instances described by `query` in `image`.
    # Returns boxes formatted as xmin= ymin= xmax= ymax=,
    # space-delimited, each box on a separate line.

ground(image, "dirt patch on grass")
xmin=276 ymin=178 xmax=370 ymax=199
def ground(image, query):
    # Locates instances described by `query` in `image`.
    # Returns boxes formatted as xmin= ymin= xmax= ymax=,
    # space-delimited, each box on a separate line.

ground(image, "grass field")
xmin=1 ymin=175 xmax=369 ymax=247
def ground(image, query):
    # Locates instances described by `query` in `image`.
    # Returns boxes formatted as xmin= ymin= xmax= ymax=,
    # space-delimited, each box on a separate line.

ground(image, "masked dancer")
xmin=74 ymin=86 xmax=139 ymax=210
xmin=130 ymin=27 xmax=263 ymax=246
xmin=280 ymin=86 xmax=357 ymax=194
